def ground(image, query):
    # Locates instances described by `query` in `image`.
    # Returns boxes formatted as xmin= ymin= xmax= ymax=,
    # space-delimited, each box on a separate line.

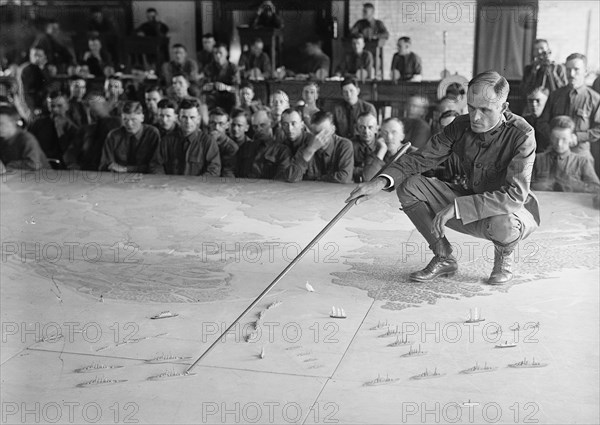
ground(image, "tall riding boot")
xmin=487 ymin=242 xmax=516 ymax=285
xmin=403 ymin=202 xmax=458 ymax=282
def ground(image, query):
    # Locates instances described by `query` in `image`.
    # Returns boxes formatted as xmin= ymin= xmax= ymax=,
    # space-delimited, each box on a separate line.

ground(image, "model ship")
xmin=76 ymin=375 xmax=127 ymax=388
xmin=508 ymin=357 xmax=548 ymax=368
xmin=369 ymin=319 xmax=389 ymax=330
xmin=387 ymin=334 xmax=412 ymax=347
xmin=330 ymin=306 xmax=347 ymax=319
xmin=74 ymin=362 xmax=123 ymax=373
xmin=147 ymin=368 xmax=196 ymax=381
xmin=266 ymin=300 xmax=282 ymax=310
xmin=400 ymin=344 xmax=427 ymax=357
xmin=259 ymin=347 xmax=266 ymax=359
xmin=150 ymin=311 xmax=178 ymax=319
xmin=378 ymin=325 xmax=400 ymax=338
xmin=410 ymin=367 xmax=445 ymax=380
xmin=363 ymin=374 xmax=399 ymax=386
xmin=465 ymin=308 xmax=485 ymax=323
xmin=145 ymin=353 xmax=192 ymax=364
xmin=460 ymin=362 xmax=497 ymax=374
xmin=494 ymin=340 xmax=517 ymax=348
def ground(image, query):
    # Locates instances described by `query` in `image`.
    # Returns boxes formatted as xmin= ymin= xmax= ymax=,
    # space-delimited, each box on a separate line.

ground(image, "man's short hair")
xmin=382 ymin=117 xmax=404 ymax=129
xmin=281 ymin=107 xmax=302 ymax=119
xmin=214 ymin=42 xmax=228 ymax=51
xmin=527 ymin=86 xmax=549 ymax=97
xmin=172 ymin=43 xmax=187 ymax=51
xmin=549 ymin=115 xmax=575 ymax=133
xmin=210 ymin=107 xmax=229 ymax=118
xmin=30 ymin=45 xmax=46 ymax=54
xmin=179 ymin=98 xmax=200 ymax=111
xmin=468 ymin=71 xmax=509 ymax=101
xmin=269 ymin=90 xmax=289 ymax=104
xmin=439 ymin=110 xmax=460 ymax=123
xmin=145 ymin=85 xmax=163 ymax=95
xmin=172 ymin=73 xmax=189 ymax=82
xmin=68 ymin=75 xmax=86 ymax=83
xmin=47 ymin=90 xmax=67 ymax=100
xmin=252 ymin=37 xmax=264 ymax=45
xmin=352 ymin=33 xmax=365 ymax=41
xmin=357 ymin=111 xmax=377 ymax=122
xmin=202 ymin=33 xmax=215 ymax=40
xmin=252 ymin=106 xmax=274 ymax=122
xmin=566 ymin=53 xmax=587 ymax=66
xmin=0 ymin=104 xmax=20 ymax=121
xmin=340 ymin=77 xmax=359 ymax=89
xmin=398 ymin=36 xmax=411 ymax=44
xmin=157 ymin=99 xmax=177 ymax=110
xmin=147 ymin=7 xmax=157 ymax=13
xmin=122 ymin=101 xmax=144 ymax=115
xmin=240 ymin=82 xmax=254 ymax=91
xmin=363 ymin=3 xmax=374 ymax=9
xmin=311 ymin=110 xmax=333 ymax=125
xmin=230 ymin=108 xmax=249 ymax=121
xmin=534 ymin=39 xmax=548 ymax=46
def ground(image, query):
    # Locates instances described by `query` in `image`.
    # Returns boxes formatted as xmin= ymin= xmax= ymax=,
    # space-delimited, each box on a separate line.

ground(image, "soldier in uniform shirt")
xmin=332 ymin=77 xmax=376 ymax=139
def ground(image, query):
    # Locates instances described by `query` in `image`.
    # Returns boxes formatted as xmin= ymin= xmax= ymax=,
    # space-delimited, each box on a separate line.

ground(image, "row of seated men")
xmin=1 ymin=82 xmax=598 ymax=194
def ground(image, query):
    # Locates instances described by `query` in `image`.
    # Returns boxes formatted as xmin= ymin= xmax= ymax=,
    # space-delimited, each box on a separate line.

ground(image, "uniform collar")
xmin=475 ymin=114 xmax=506 ymax=146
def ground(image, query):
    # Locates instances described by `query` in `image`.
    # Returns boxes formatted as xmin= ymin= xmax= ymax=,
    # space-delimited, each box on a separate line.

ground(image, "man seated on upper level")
xmin=294 ymin=39 xmax=330 ymax=79
xmin=335 ymin=34 xmax=374 ymax=80
xmin=286 ymin=111 xmax=354 ymax=184
xmin=99 ymin=101 xmax=160 ymax=173
xmin=350 ymin=3 xmax=389 ymax=42
xmin=66 ymin=75 xmax=90 ymax=128
xmin=150 ymin=98 xmax=220 ymax=176
xmin=236 ymin=107 xmax=291 ymax=180
xmin=391 ymin=37 xmax=422 ymax=82
xmin=208 ymin=107 xmax=239 ymax=178
xmin=351 ymin=112 xmax=378 ymax=182
xmin=135 ymin=8 xmax=169 ymax=37
xmin=521 ymin=39 xmax=567 ymax=95
xmin=537 ymin=53 xmax=600 ymax=173
xmin=161 ymin=44 xmax=199 ymax=86
xmin=202 ymin=43 xmax=240 ymax=112
xmin=332 ymin=77 xmax=376 ymax=139
xmin=239 ymin=37 xmax=272 ymax=80
xmin=0 ymin=105 xmax=48 ymax=171
xmin=198 ymin=33 xmax=216 ymax=74
xmin=532 ymin=115 xmax=599 ymax=193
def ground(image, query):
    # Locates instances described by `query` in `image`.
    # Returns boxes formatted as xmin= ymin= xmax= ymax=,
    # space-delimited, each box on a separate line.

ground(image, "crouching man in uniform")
xmin=346 ymin=71 xmax=540 ymax=285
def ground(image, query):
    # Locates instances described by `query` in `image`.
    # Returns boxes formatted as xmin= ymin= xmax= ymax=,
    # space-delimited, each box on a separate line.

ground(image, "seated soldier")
xmin=522 ymin=87 xmax=550 ymax=152
xmin=335 ymin=34 xmax=374 ymax=80
xmin=362 ymin=117 xmax=415 ymax=181
xmin=143 ymin=86 xmax=163 ymax=127
xmin=229 ymin=108 xmax=251 ymax=148
xmin=391 ymin=37 xmax=422 ymax=82
xmin=352 ymin=112 xmax=378 ymax=182
xmin=78 ymin=94 xmax=121 ymax=171
xmin=99 ymin=101 xmax=160 ymax=173
xmin=161 ymin=44 xmax=199 ymax=86
xmin=208 ymin=107 xmax=239 ymax=177
xmin=295 ymin=39 xmax=330 ymax=79
xmin=280 ymin=107 xmax=314 ymax=155
xmin=269 ymin=90 xmax=290 ymax=138
xmin=299 ymin=82 xmax=321 ymax=128
xmin=202 ymin=43 xmax=240 ymax=112
xmin=332 ymin=77 xmax=376 ymax=139
xmin=532 ymin=115 xmax=599 ymax=193
xmin=0 ymin=105 xmax=48 ymax=171
xmin=156 ymin=99 xmax=178 ymax=137
xmin=67 ymin=75 xmax=90 ymax=127
xmin=238 ymin=82 xmax=262 ymax=116
xmin=239 ymin=37 xmax=272 ymax=80
xmin=402 ymin=95 xmax=431 ymax=150
xmin=237 ymin=107 xmax=291 ymax=180
xmin=29 ymin=90 xmax=80 ymax=168
xmin=286 ymin=110 xmax=354 ymax=184
xmin=104 ymin=75 xmax=126 ymax=117
xmin=169 ymin=74 xmax=209 ymax=128
xmin=150 ymin=98 xmax=220 ymax=176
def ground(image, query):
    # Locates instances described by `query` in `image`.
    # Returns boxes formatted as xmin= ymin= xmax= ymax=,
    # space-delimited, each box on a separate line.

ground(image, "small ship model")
xmin=508 ymin=357 xmax=548 ymax=368
xmin=410 ymin=367 xmax=445 ymax=380
xmin=145 ymin=353 xmax=192 ymax=364
xmin=363 ymin=374 xmax=399 ymax=386
xmin=147 ymin=369 xmax=196 ymax=381
xmin=74 ymin=362 xmax=123 ymax=373
xmin=329 ymin=306 xmax=347 ymax=319
xmin=400 ymin=345 xmax=427 ymax=357
xmin=387 ymin=334 xmax=412 ymax=347
xmin=465 ymin=308 xmax=485 ymax=323
xmin=460 ymin=362 xmax=497 ymax=374
xmin=76 ymin=376 xmax=127 ymax=388
xmin=378 ymin=325 xmax=400 ymax=338
xmin=150 ymin=311 xmax=178 ymax=320
xmin=494 ymin=340 xmax=517 ymax=348
xmin=369 ymin=319 xmax=389 ymax=331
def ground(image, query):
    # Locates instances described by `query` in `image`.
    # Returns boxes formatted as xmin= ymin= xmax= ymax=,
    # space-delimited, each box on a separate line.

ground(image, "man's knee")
xmin=397 ymin=175 xmax=429 ymax=206
xmin=486 ymin=214 xmax=522 ymax=245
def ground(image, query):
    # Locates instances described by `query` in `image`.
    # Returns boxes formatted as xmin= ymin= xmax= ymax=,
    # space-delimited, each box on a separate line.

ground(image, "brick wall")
xmin=537 ymin=0 xmax=599 ymax=74
xmin=348 ymin=0 xmax=476 ymax=80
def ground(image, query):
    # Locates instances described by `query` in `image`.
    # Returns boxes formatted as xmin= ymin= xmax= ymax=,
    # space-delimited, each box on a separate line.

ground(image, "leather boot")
xmin=487 ymin=244 xmax=515 ymax=285
xmin=409 ymin=238 xmax=458 ymax=282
